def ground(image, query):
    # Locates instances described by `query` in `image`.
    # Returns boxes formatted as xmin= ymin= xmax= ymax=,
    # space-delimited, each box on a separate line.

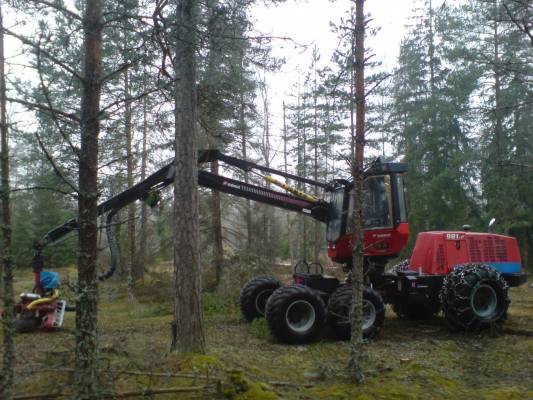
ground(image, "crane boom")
xmin=33 ymin=150 xmax=329 ymax=263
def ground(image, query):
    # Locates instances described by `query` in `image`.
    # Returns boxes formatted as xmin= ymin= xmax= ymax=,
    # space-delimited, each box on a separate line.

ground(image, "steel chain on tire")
xmin=390 ymin=259 xmax=409 ymax=273
xmin=440 ymin=263 xmax=510 ymax=331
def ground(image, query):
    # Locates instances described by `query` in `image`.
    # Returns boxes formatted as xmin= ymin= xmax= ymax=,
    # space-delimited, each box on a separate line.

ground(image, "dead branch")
xmin=6 ymin=97 xmax=79 ymax=122
xmin=13 ymin=386 xmax=208 ymax=400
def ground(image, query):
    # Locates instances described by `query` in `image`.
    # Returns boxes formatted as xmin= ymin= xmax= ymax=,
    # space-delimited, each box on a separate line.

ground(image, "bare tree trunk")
xmin=138 ymin=78 xmax=148 ymax=280
xmin=239 ymin=100 xmax=252 ymax=253
xmin=302 ymin=124 xmax=308 ymax=261
xmin=492 ymin=0 xmax=508 ymax=234
xmin=260 ymin=82 xmax=273 ymax=266
xmin=0 ymin=3 xmax=15 ymax=398
xmin=124 ymin=69 xmax=135 ymax=301
xmin=428 ymin=0 xmax=436 ymax=95
xmin=349 ymin=0 xmax=365 ymax=383
xmin=171 ymin=0 xmax=205 ymax=354
xmin=211 ymin=158 xmax=223 ymax=288
xmin=75 ymin=0 xmax=103 ymax=398
xmin=282 ymin=102 xmax=294 ymax=265
xmin=295 ymin=74 xmax=307 ymax=261
xmin=313 ymin=64 xmax=320 ymax=263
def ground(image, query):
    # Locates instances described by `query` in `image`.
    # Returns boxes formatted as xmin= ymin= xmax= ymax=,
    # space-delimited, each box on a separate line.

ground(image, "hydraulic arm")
xmin=32 ymin=150 xmax=330 ymax=273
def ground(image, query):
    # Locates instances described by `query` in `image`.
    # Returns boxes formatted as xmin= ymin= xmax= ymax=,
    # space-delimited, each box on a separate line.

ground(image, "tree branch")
xmin=27 ymin=0 xmax=82 ymax=21
xmin=3 ymin=27 xmax=83 ymax=82
xmin=10 ymin=186 xmax=77 ymax=197
xmin=36 ymin=40 xmax=80 ymax=156
xmin=33 ymin=130 xmax=78 ymax=194
xmin=7 ymin=97 xmax=79 ymax=122
xmin=503 ymin=1 xmax=533 ymax=46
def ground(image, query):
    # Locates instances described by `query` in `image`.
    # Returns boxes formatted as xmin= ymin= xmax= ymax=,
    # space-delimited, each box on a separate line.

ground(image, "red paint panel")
xmin=327 ymin=223 xmax=409 ymax=260
xmin=409 ymin=231 xmax=523 ymax=275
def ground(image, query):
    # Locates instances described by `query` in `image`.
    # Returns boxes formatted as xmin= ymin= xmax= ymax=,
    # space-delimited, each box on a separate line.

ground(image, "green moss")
xmin=235 ymin=382 xmax=278 ymax=400
xmin=305 ymin=384 xmax=352 ymax=399
xmin=478 ymin=388 xmax=531 ymax=400
xmin=181 ymin=353 xmax=224 ymax=374
xmin=218 ymin=370 xmax=277 ymax=400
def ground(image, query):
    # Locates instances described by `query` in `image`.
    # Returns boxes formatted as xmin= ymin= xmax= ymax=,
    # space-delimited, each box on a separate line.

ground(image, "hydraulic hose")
xmin=27 ymin=289 xmax=59 ymax=310
xmin=98 ymin=209 xmax=119 ymax=281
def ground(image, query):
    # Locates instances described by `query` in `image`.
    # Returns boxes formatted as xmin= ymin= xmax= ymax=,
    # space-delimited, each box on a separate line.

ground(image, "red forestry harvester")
xmin=14 ymin=150 xmax=527 ymax=342
xmin=238 ymin=176 xmax=527 ymax=343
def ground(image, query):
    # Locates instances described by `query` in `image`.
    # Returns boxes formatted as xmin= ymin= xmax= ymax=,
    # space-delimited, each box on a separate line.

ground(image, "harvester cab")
xmin=325 ymin=161 xmax=409 ymax=271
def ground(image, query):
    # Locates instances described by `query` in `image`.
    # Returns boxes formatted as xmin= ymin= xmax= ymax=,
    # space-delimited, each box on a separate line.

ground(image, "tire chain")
xmin=439 ymin=263 xmax=510 ymax=330
xmin=391 ymin=259 xmax=409 ymax=273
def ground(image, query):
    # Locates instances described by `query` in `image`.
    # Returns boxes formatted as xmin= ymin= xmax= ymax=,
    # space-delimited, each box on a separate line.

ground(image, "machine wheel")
xmin=13 ymin=316 xmax=41 ymax=333
xmin=327 ymin=285 xmax=385 ymax=340
xmin=440 ymin=264 xmax=510 ymax=331
xmin=265 ymin=284 xmax=326 ymax=344
xmin=240 ymin=276 xmax=282 ymax=322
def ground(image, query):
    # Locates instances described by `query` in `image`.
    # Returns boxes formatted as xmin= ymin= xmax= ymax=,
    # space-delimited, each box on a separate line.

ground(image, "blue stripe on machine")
xmin=487 ymin=262 xmax=522 ymax=273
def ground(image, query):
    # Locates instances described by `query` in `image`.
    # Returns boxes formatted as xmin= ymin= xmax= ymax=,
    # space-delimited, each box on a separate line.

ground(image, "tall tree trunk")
xmin=313 ymin=65 xmax=320 ymax=262
xmin=0 ymin=3 xmax=15 ymax=398
xmin=240 ymin=99 xmax=252 ymax=253
xmin=492 ymin=0 xmax=507 ymax=233
xmin=428 ymin=0 xmax=436 ymax=95
xmin=211 ymin=158 xmax=223 ymax=288
xmin=171 ymin=0 xmax=205 ymax=353
xmin=349 ymin=0 xmax=365 ymax=383
xmin=258 ymin=78 xmax=273 ymax=267
xmin=204 ymin=0 xmax=224 ymax=289
xmin=75 ymin=0 xmax=103 ymax=398
xmin=282 ymin=102 xmax=294 ymax=265
xmin=296 ymin=74 xmax=308 ymax=261
xmin=138 ymin=78 xmax=148 ymax=280
xmin=124 ymin=69 xmax=135 ymax=301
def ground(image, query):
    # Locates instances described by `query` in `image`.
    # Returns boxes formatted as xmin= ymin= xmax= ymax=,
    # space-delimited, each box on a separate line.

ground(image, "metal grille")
xmin=468 ymin=238 xmax=482 ymax=262
xmin=483 ymin=237 xmax=496 ymax=261
xmin=436 ymin=244 xmax=446 ymax=271
xmin=495 ymin=238 xmax=508 ymax=261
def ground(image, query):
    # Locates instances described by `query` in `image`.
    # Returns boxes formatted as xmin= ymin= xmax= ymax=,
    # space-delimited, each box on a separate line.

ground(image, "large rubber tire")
xmin=327 ymin=285 xmax=385 ymax=340
xmin=440 ymin=264 xmax=510 ymax=331
xmin=13 ymin=316 xmax=41 ymax=333
xmin=240 ymin=276 xmax=282 ymax=322
xmin=265 ymin=284 xmax=326 ymax=344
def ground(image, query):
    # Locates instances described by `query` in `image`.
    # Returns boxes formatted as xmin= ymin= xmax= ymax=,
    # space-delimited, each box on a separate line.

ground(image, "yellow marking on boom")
xmin=264 ymin=175 xmax=319 ymax=202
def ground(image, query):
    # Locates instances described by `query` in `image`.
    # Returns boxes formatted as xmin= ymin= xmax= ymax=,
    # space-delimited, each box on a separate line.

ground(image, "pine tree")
xmin=171 ymin=0 xmax=205 ymax=353
xmin=0 ymin=2 xmax=14 ymax=398
xmin=391 ymin=0 xmax=480 ymax=242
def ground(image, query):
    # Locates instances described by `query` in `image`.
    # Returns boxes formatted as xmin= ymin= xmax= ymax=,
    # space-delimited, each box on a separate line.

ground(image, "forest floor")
xmin=3 ymin=265 xmax=533 ymax=400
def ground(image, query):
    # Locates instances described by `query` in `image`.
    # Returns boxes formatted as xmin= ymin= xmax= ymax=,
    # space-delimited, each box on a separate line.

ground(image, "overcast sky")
xmin=3 ymin=0 xmax=420 ymax=167
xmin=249 ymin=0 xmax=417 ymax=163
